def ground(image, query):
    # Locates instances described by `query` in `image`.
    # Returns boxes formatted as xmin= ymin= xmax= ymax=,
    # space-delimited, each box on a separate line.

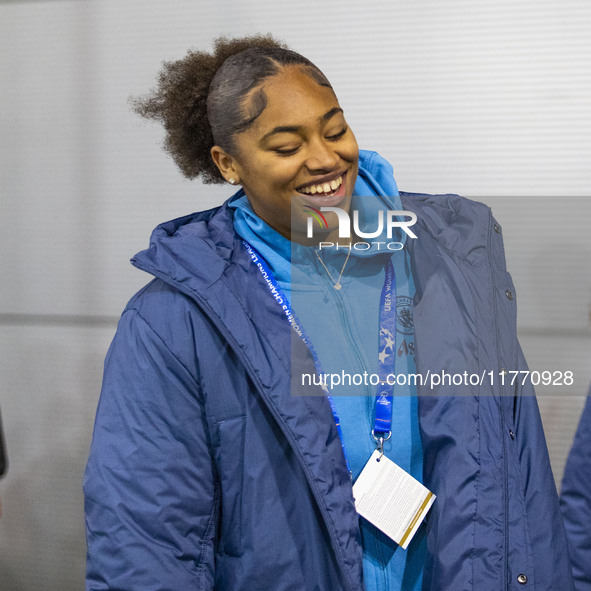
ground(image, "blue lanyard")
xmin=373 ymin=260 xmax=396 ymax=455
xmin=242 ymin=240 xmax=396 ymax=471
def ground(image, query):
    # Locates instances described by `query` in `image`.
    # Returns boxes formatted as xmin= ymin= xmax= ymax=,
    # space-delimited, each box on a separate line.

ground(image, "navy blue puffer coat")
xmin=84 ymin=152 xmax=574 ymax=590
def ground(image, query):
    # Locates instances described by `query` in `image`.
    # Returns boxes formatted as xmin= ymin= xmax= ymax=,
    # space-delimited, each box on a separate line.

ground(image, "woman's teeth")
xmin=299 ymin=175 xmax=342 ymax=195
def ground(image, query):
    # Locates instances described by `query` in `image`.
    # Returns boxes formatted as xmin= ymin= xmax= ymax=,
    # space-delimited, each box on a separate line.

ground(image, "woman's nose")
xmin=305 ymin=139 xmax=340 ymax=172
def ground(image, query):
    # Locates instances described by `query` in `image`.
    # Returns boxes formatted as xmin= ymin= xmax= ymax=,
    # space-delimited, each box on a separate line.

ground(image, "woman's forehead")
xmin=244 ymin=67 xmax=341 ymax=133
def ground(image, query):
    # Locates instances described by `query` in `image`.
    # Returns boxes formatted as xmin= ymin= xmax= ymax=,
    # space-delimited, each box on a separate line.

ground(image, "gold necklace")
xmin=314 ymin=249 xmax=351 ymax=290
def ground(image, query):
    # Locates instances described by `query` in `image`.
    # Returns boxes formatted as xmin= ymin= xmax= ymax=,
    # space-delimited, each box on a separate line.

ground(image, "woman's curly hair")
xmin=130 ymin=34 xmax=332 ymax=184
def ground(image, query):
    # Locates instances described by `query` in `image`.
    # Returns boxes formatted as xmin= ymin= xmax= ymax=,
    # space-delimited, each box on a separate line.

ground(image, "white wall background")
xmin=0 ymin=0 xmax=589 ymax=588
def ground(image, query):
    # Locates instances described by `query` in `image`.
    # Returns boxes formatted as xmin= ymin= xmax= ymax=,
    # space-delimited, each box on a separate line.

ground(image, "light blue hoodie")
xmin=229 ymin=150 xmax=425 ymax=591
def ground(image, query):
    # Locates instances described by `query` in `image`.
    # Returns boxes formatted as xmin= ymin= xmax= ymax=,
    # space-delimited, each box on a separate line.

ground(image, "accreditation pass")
xmin=352 ymin=451 xmax=436 ymax=549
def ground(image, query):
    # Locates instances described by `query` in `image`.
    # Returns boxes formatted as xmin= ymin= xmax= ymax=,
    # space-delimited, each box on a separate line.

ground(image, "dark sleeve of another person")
xmin=560 ymin=394 xmax=591 ymax=590
xmin=0 ymin=406 xmax=6 ymax=477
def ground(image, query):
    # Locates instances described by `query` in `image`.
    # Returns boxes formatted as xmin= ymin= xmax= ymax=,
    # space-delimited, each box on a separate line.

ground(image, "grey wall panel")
xmin=482 ymin=196 xmax=591 ymax=335
xmin=538 ymin=395 xmax=588 ymax=492
xmin=0 ymin=324 xmax=115 ymax=591
xmin=518 ymin=333 xmax=591 ymax=399
xmin=519 ymin=332 xmax=591 ymax=488
xmin=0 ymin=1 xmax=233 ymax=319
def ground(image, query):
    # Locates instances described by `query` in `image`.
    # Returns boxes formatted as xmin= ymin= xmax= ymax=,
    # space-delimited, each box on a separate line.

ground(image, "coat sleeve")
xmin=511 ymin=343 xmax=575 ymax=590
xmin=560 ymin=394 xmax=591 ymax=590
xmin=84 ymin=308 xmax=217 ymax=590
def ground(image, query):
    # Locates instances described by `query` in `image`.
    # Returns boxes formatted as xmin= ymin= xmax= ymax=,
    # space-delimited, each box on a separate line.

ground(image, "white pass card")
xmin=352 ymin=450 xmax=435 ymax=549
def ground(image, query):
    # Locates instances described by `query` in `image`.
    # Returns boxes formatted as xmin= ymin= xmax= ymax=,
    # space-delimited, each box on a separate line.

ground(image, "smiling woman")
xmin=84 ymin=34 xmax=575 ymax=591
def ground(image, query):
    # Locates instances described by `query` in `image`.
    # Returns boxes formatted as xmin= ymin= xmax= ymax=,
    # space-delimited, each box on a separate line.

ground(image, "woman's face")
xmin=214 ymin=66 xmax=359 ymax=243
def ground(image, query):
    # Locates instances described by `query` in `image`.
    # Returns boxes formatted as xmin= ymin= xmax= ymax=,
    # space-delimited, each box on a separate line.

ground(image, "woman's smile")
xmin=295 ymin=170 xmax=349 ymax=208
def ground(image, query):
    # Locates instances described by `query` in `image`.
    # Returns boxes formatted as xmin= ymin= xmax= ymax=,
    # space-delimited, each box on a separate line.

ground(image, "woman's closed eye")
xmin=273 ymin=127 xmax=348 ymax=156
xmin=326 ymin=126 xmax=348 ymax=141
xmin=273 ymin=145 xmax=301 ymax=156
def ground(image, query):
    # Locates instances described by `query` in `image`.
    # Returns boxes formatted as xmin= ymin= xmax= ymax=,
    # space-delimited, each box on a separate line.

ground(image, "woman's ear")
xmin=211 ymin=146 xmax=241 ymax=185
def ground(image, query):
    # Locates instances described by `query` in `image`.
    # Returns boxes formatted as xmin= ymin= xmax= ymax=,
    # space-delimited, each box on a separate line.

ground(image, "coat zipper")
xmin=486 ymin=212 xmax=510 ymax=591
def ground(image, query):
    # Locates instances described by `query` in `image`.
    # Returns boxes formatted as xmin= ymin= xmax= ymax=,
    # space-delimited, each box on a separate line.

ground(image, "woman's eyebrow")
xmin=321 ymin=107 xmax=343 ymax=122
xmin=261 ymin=107 xmax=344 ymax=142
